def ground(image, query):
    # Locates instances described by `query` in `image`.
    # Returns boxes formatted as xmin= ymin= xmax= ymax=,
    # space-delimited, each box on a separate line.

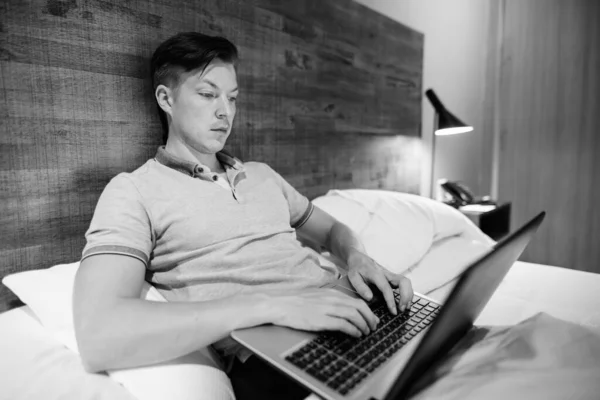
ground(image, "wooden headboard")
xmin=0 ymin=0 xmax=423 ymax=311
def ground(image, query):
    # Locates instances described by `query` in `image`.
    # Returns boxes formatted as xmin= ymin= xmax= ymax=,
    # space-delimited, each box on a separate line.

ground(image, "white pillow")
xmin=2 ymin=262 xmax=234 ymax=400
xmin=310 ymin=194 xmax=373 ymax=234
xmin=2 ymin=263 xmax=164 ymax=335
xmin=313 ymin=189 xmax=493 ymax=274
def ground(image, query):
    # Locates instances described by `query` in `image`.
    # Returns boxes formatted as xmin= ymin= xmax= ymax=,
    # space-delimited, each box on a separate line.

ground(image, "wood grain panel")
xmin=498 ymin=0 xmax=600 ymax=272
xmin=0 ymin=0 xmax=423 ymax=311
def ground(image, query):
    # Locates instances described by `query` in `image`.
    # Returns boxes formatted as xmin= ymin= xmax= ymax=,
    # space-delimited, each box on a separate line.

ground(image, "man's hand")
xmin=346 ymin=249 xmax=414 ymax=315
xmin=269 ymin=288 xmax=379 ymax=338
xmin=295 ymin=210 xmax=413 ymax=323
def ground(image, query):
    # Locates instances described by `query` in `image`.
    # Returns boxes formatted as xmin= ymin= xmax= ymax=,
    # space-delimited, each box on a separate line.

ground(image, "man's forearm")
xmin=75 ymin=293 xmax=272 ymax=372
xmin=327 ymin=221 xmax=366 ymax=265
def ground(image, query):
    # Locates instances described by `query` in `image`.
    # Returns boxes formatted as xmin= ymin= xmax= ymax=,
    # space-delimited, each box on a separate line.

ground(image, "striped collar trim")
xmin=155 ymin=146 xmax=244 ymax=176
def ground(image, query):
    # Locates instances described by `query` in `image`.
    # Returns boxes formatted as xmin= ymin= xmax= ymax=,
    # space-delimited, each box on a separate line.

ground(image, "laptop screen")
xmin=383 ymin=212 xmax=545 ymax=400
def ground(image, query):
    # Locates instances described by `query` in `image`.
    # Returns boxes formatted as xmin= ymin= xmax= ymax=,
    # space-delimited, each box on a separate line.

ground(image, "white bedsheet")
xmin=0 ymin=307 xmax=134 ymax=400
xmin=1 ymin=261 xmax=600 ymax=400
xmin=428 ymin=261 xmax=600 ymax=328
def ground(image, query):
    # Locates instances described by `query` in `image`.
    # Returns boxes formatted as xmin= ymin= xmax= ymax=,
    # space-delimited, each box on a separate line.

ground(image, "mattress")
xmin=428 ymin=261 xmax=600 ymax=328
xmin=1 ymin=261 xmax=599 ymax=400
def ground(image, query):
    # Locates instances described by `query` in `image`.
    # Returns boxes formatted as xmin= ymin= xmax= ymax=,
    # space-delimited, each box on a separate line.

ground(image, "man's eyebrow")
xmin=200 ymin=79 xmax=238 ymax=92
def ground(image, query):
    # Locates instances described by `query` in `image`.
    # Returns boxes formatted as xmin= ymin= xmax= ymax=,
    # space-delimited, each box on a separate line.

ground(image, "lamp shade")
xmin=425 ymin=89 xmax=473 ymax=135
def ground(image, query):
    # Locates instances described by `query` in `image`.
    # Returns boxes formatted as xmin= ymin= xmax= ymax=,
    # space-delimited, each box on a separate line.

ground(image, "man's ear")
xmin=155 ymin=84 xmax=173 ymax=115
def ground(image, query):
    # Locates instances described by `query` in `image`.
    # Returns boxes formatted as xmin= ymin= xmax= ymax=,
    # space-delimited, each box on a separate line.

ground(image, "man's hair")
xmin=150 ymin=32 xmax=238 ymax=143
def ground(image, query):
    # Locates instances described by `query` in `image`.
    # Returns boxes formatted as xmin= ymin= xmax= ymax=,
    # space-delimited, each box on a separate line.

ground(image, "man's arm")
xmin=296 ymin=206 xmax=413 ymax=314
xmin=296 ymin=205 xmax=366 ymax=263
xmin=74 ymin=252 xmax=379 ymax=373
xmin=73 ymin=254 xmax=272 ymax=372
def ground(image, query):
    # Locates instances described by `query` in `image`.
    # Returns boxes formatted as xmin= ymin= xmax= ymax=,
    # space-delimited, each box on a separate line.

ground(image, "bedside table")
xmin=458 ymin=202 xmax=511 ymax=241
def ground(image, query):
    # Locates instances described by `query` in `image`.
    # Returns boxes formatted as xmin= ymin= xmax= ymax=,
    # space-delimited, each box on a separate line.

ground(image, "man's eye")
xmin=200 ymin=93 xmax=215 ymax=98
xmin=229 ymin=97 xmax=237 ymax=103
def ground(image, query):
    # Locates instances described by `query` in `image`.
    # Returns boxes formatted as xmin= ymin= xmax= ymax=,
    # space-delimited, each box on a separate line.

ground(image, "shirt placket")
xmin=227 ymin=168 xmax=243 ymax=202
xmin=194 ymin=166 xmax=240 ymax=202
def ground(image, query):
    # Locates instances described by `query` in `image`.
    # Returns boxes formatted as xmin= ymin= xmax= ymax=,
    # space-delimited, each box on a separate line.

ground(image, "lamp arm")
xmin=430 ymin=112 xmax=438 ymax=199
xmin=425 ymin=89 xmax=446 ymax=113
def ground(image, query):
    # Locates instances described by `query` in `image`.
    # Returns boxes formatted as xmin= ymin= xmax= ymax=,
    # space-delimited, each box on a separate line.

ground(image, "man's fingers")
xmin=327 ymin=317 xmax=362 ymax=338
xmin=387 ymin=278 xmax=400 ymax=288
xmin=328 ymin=304 xmax=371 ymax=335
xmin=348 ymin=272 xmax=373 ymax=302
xmin=398 ymin=277 xmax=413 ymax=311
xmin=385 ymin=272 xmax=414 ymax=312
xmin=353 ymin=298 xmax=379 ymax=331
xmin=371 ymin=273 xmax=397 ymax=315
xmin=324 ymin=289 xmax=375 ymax=334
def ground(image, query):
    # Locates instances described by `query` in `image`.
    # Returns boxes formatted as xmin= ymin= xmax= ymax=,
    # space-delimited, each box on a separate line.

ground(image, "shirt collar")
xmin=154 ymin=146 xmax=245 ymax=176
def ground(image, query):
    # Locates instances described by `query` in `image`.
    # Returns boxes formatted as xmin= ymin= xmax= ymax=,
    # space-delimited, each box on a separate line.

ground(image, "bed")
xmin=3 ymin=261 xmax=600 ymax=400
xmin=3 ymin=189 xmax=600 ymax=400
xmin=2 ymin=1 xmax=600 ymax=399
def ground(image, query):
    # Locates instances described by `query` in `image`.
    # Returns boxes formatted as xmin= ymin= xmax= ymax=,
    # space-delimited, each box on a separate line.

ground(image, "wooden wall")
xmin=0 ymin=0 xmax=423 ymax=310
xmin=497 ymin=0 xmax=600 ymax=272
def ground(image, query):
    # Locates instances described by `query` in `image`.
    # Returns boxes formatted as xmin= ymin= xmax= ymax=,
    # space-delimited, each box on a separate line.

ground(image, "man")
xmin=73 ymin=32 xmax=413 ymax=399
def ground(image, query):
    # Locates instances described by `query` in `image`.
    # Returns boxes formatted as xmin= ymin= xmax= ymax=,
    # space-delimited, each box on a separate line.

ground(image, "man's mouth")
xmin=211 ymin=127 xmax=229 ymax=132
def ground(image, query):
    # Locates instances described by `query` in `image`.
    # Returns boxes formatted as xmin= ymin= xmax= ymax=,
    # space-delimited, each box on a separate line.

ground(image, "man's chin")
xmin=196 ymin=139 xmax=226 ymax=154
xmin=212 ymin=134 xmax=229 ymax=148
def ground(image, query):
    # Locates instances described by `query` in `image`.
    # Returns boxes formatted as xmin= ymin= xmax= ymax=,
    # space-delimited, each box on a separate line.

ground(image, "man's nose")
xmin=215 ymin=96 xmax=233 ymax=119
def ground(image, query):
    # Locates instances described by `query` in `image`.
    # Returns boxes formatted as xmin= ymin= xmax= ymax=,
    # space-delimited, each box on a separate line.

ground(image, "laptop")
xmin=231 ymin=211 xmax=546 ymax=400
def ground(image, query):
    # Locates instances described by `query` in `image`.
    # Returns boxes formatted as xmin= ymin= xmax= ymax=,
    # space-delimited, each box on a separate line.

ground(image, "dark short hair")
xmin=150 ymin=32 xmax=238 ymax=143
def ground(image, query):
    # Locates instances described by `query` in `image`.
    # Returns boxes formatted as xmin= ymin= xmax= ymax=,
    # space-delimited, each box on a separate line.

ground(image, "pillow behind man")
xmin=2 ymin=262 xmax=235 ymax=400
xmin=312 ymin=189 xmax=494 ymax=275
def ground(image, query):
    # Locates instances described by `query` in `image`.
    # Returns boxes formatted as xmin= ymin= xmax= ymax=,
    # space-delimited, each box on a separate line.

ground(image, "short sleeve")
xmin=264 ymin=164 xmax=314 ymax=229
xmin=81 ymin=174 xmax=153 ymax=265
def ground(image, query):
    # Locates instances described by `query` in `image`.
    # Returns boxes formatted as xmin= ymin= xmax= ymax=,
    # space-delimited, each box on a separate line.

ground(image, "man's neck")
xmin=164 ymin=137 xmax=223 ymax=173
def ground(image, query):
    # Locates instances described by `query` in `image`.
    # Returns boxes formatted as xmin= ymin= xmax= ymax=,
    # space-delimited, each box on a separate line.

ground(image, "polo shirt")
xmin=82 ymin=146 xmax=341 ymax=365
xmin=82 ymin=146 xmax=337 ymax=302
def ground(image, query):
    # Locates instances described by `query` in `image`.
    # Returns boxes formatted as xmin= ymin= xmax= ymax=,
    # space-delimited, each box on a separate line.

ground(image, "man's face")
xmin=168 ymin=59 xmax=238 ymax=154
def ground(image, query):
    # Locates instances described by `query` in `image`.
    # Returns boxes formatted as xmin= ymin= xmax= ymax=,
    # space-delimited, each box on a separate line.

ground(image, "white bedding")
xmin=2 ymin=261 xmax=600 ymax=400
xmin=430 ymin=261 xmax=600 ymax=328
xmin=0 ymin=307 xmax=134 ymax=400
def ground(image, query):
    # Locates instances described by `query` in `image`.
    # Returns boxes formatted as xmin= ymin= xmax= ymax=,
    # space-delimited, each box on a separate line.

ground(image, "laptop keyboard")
xmin=284 ymin=293 xmax=440 ymax=396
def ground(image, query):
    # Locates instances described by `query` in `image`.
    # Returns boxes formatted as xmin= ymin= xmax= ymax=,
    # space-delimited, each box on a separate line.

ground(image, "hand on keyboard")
xmin=285 ymin=295 xmax=441 ymax=396
xmin=267 ymin=287 xmax=379 ymax=338
xmin=345 ymin=249 xmax=414 ymax=316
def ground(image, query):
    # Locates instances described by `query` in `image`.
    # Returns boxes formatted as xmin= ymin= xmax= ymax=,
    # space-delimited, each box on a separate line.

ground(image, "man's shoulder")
xmin=243 ymin=160 xmax=267 ymax=172
xmin=128 ymin=159 xmax=159 ymax=179
xmin=102 ymin=160 xmax=158 ymax=196
xmin=243 ymin=161 xmax=278 ymax=178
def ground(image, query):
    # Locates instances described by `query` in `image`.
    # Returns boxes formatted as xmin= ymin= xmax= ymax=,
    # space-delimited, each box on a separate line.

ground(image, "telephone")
xmin=439 ymin=180 xmax=496 ymax=207
xmin=440 ymin=180 xmax=474 ymax=206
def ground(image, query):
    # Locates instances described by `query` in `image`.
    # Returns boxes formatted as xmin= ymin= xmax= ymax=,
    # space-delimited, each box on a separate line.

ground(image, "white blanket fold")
xmin=414 ymin=313 xmax=600 ymax=400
